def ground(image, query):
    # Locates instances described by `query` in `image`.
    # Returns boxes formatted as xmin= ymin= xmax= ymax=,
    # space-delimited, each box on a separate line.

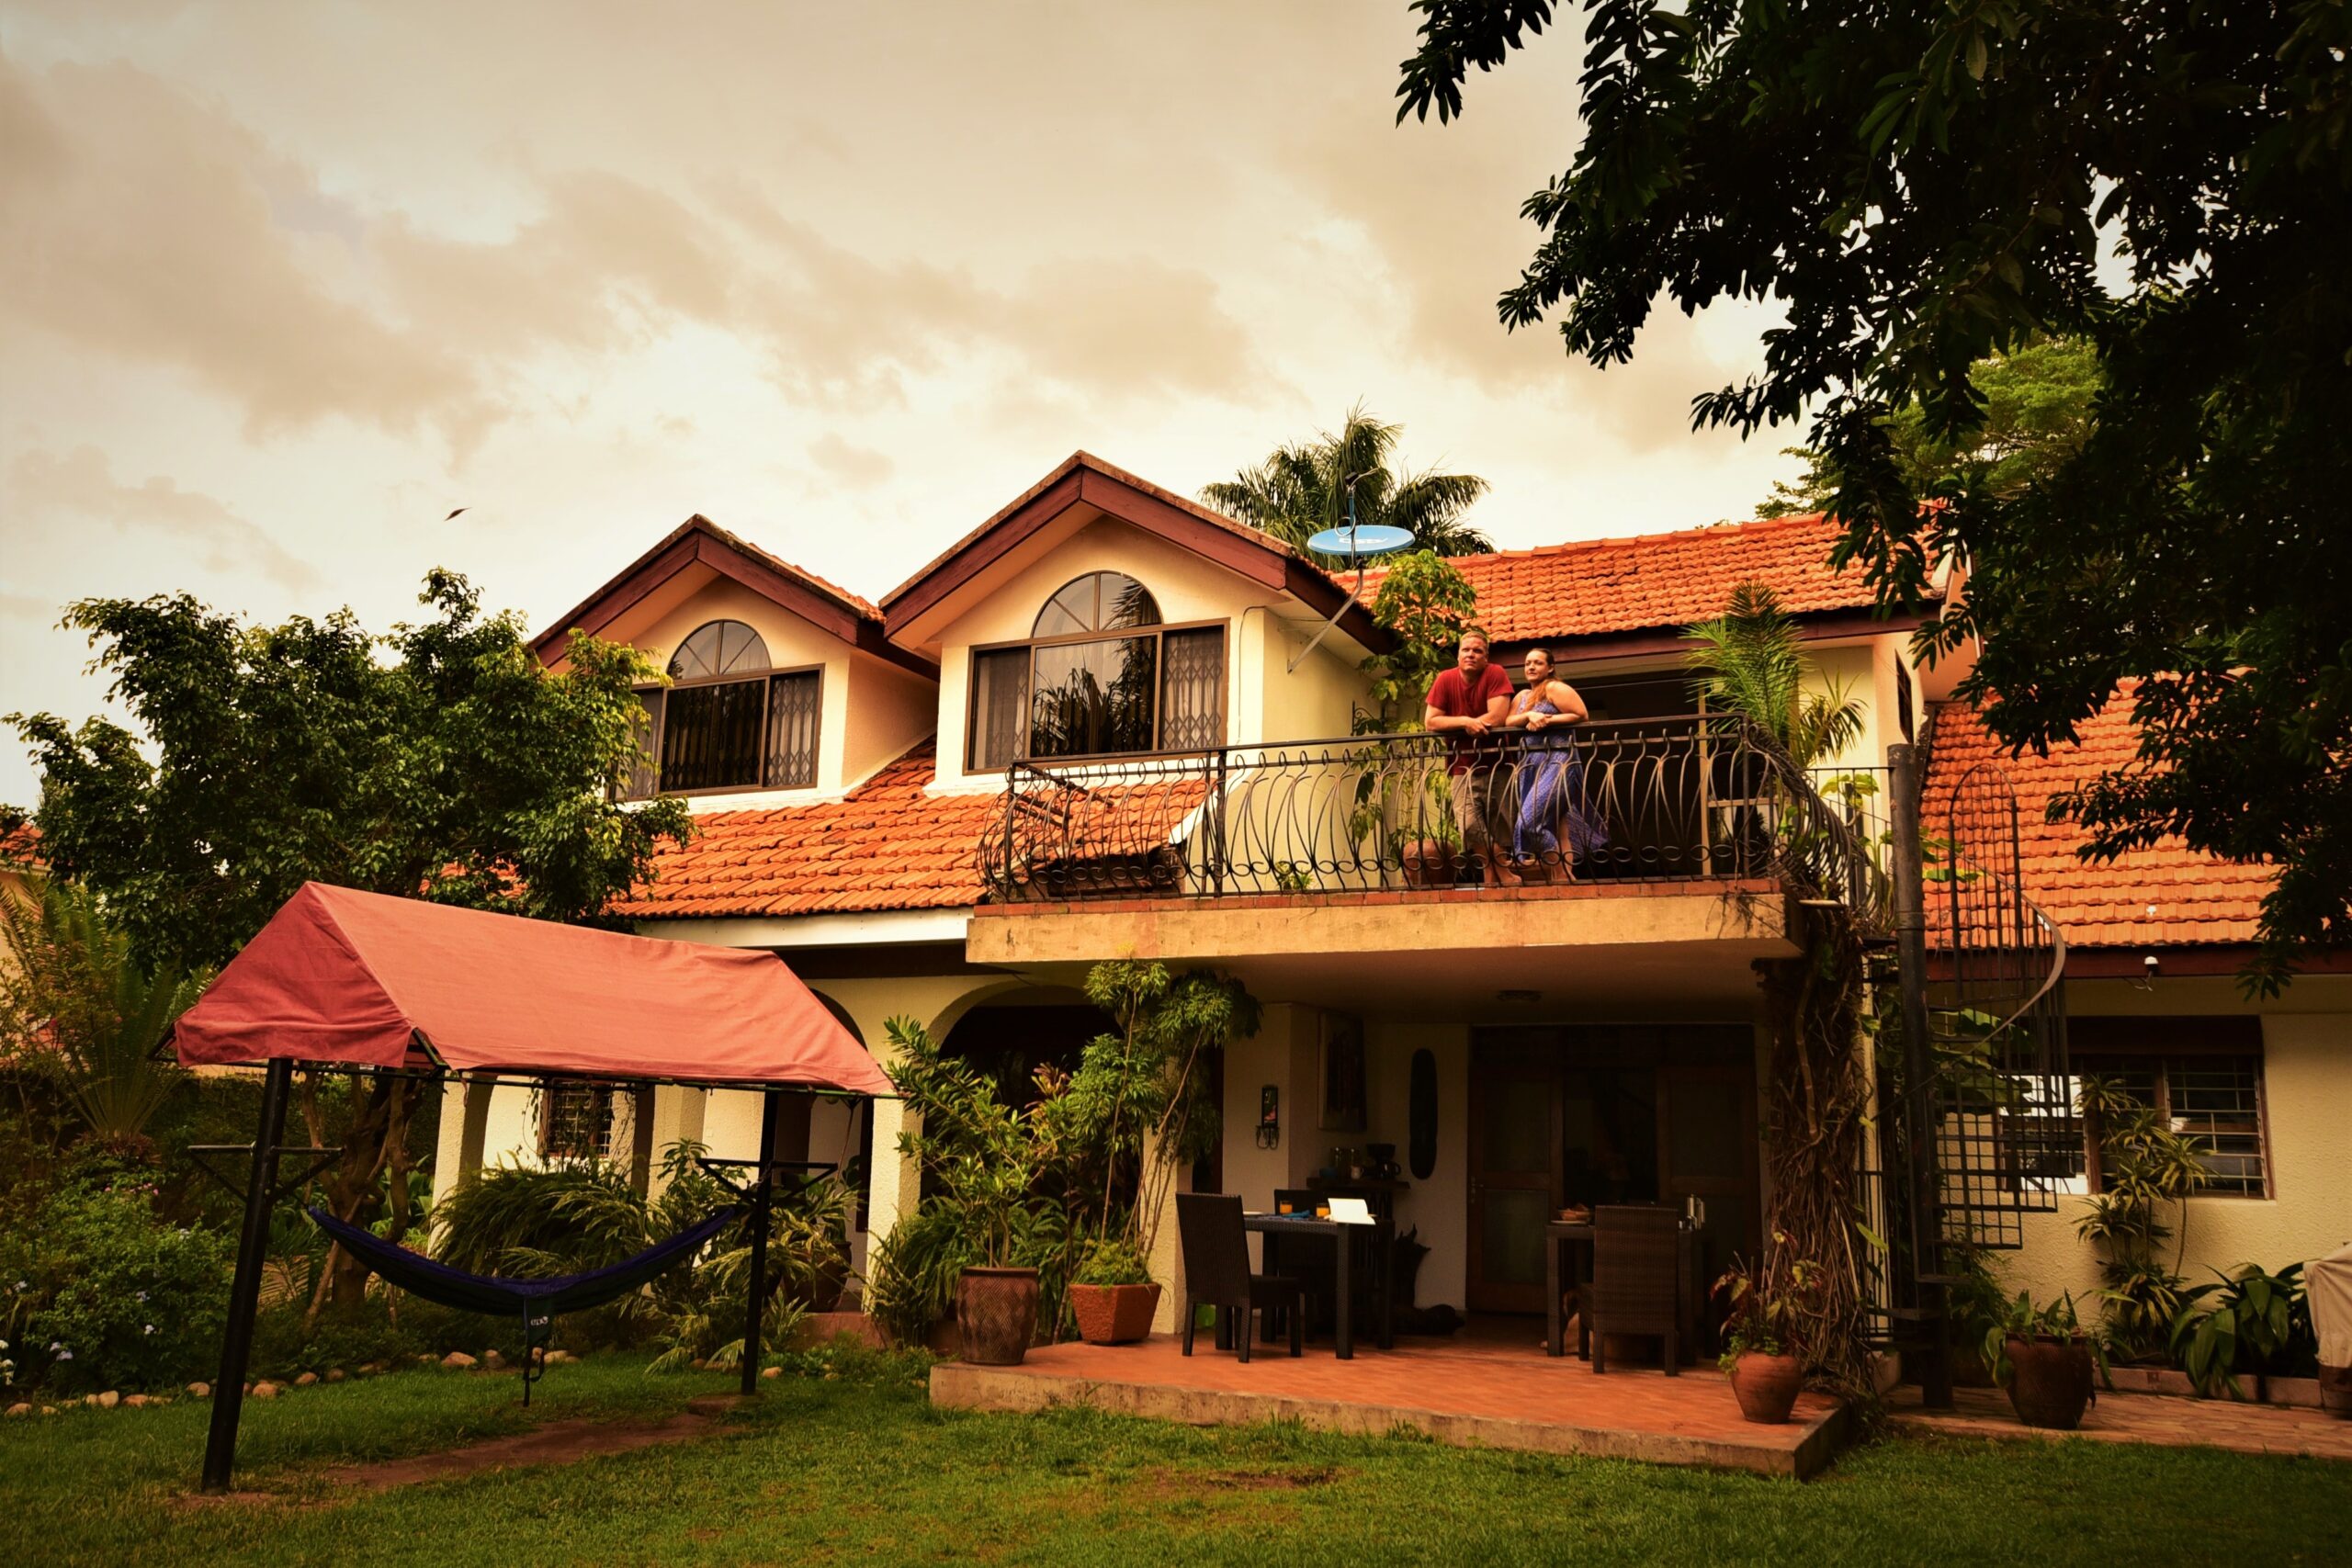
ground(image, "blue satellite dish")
xmin=1306 ymin=523 xmax=1417 ymax=558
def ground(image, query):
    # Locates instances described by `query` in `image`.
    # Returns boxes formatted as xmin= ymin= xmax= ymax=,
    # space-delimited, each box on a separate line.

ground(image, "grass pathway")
xmin=4 ymin=1349 xmax=2348 ymax=1565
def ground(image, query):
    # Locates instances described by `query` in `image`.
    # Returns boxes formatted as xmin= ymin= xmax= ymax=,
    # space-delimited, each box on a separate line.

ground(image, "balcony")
xmin=968 ymin=716 xmax=1891 ymax=980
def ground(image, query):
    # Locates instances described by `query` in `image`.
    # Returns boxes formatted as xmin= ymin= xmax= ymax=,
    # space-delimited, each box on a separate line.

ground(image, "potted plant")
xmin=1397 ymin=767 xmax=1464 ymax=889
xmin=1984 ymin=1290 xmax=2106 ymax=1429
xmin=1068 ymin=1239 xmax=1161 ymax=1346
xmin=1713 ymin=1252 xmax=1819 ymax=1424
xmin=939 ymin=1113 xmax=1057 ymax=1366
xmin=865 ymin=968 xmax=1259 ymax=1364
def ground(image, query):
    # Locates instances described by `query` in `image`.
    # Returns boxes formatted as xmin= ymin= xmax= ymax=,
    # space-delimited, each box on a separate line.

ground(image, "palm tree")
xmin=0 ymin=874 xmax=203 ymax=1151
xmin=1203 ymin=404 xmax=1493 ymax=566
xmin=1681 ymin=584 xmax=1864 ymax=766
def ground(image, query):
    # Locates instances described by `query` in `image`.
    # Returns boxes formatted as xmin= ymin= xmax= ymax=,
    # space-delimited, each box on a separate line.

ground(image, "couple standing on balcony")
xmin=1424 ymin=630 xmax=1606 ymax=886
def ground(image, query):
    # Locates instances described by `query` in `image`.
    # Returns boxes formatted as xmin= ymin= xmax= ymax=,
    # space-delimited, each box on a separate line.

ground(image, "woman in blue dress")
xmin=1504 ymin=648 xmax=1605 ymax=880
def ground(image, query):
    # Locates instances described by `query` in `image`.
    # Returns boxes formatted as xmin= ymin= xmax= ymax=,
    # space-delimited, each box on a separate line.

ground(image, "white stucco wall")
xmin=1364 ymin=1019 xmax=1472 ymax=1311
xmin=930 ymin=517 xmax=1372 ymax=791
xmin=2001 ymin=982 xmax=2352 ymax=1306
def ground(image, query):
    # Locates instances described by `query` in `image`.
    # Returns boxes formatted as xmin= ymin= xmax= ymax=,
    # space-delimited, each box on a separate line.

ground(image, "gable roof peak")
xmin=530 ymin=511 xmax=931 ymax=677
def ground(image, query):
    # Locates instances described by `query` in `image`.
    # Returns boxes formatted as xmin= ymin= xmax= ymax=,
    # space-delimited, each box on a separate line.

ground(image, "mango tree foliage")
xmin=1397 ymin=0 xmax=2352 ymax=987
xmin=6 ymin=570 xmax=692 ymax=1311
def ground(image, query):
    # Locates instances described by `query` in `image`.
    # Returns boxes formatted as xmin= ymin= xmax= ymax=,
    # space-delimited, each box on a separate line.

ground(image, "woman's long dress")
xmin=1512 ymin=701 xmax=1606 ymax=865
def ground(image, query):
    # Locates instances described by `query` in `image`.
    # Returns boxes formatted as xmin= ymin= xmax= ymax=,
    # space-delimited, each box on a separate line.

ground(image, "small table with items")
xmin=1544 ymin=1211 xmax=1706 ymax=1362
xmin=1241 ymin=1211 xmax=1395 ymax=1359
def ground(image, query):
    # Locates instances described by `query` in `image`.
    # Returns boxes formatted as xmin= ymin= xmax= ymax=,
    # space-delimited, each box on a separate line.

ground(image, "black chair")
xmin=1176 ymin=1193 xmax=1303 ymax=1361
xmin=1589 ymin=1204 xmax=1681 ymax=1375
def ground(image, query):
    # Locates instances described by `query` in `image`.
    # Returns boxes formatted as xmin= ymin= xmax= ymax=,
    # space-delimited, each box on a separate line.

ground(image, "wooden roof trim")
xmin=532 ymin=515 xmax=933 ymax=679
xmin=880 ymin=452 xmax=1390 ymax=655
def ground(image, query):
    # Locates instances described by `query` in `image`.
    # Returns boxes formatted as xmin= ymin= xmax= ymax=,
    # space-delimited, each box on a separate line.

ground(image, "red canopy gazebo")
xmin=173 ymin=882 xmax=894 ymax=1491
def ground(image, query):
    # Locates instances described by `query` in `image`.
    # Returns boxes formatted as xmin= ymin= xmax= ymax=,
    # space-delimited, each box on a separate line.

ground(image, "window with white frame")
xmin=621 ymin=619 xmax=822 ymax=798
xmin=966 ymin=571 xmax=1227 ymax=769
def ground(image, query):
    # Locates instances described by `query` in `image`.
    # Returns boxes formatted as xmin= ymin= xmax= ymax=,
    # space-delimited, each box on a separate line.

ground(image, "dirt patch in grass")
xmin=1143 ymin=1465 xmax=1343 ymax=1498
xmin=324 ymin=1414 xmax=717 ymax=1492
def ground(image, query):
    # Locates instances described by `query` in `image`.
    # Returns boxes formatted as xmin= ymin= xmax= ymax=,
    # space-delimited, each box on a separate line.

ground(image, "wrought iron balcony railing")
xmin=978 ymin=714 xmax=1893 ymax=931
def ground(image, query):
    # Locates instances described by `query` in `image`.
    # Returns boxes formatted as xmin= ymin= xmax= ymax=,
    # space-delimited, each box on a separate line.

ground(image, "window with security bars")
xmin=616 ymin=618 xmax=823 ymax=799
xmin=540 ymin=1080 xmax=616 ymax=1162
xmin=2064 ymin=1018 xmax=2270 ymax=1198
xmin=966 ymin=573 xmax=1226 ymax=768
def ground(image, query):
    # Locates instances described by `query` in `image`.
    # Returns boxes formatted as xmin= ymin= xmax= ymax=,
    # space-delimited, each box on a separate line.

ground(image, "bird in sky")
xmin=445 ymin=507 xmax=468 ymax=522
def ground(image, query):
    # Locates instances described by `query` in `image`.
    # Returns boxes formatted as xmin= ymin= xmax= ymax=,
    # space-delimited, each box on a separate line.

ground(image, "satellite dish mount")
xmin=1289 ymin=474 xmax=1416 ymax=673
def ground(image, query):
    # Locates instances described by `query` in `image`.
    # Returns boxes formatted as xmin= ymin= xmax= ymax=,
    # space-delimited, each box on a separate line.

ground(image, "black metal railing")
xmin=1919 ymin=758 xmax=2073 ymax=1254
xmin=978 ymin=714 xmax=1893 ymax=929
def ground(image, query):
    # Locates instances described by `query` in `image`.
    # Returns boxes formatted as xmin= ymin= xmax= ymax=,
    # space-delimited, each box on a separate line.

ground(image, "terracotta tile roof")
xmin=614 ymin=743 xmax=1224 ymax=921
xmin=1357 ymin=513 xmax=1902 ymax=643
xmin=693 ymin=513 xmax=882 ymax=621
xmin=614 ymin=743 xmax=992 ymax=919
xmin=0 ymin=823 xmax=40 ymax=866
xmin=1923 ymin=693 xmax=2274 ymax=949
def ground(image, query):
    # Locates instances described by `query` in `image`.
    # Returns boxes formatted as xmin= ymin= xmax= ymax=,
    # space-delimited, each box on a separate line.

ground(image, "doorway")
xmin=1466 ymin=1025 xmax=1761 ymax=1323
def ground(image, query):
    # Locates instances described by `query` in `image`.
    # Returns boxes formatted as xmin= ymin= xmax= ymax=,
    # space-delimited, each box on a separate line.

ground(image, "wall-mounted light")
xmin=2132 ymin=953 xmax=2160 ymax=993
xmin=1255 ymin=1085 xmax=1280 ymax=1150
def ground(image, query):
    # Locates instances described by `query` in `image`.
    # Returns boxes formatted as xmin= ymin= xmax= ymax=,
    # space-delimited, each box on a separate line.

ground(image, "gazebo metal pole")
xmin=740 ymin=1088 xmax=782 ymax=1396
xmin=201 ymin=1055 xmax=294 ymax=1494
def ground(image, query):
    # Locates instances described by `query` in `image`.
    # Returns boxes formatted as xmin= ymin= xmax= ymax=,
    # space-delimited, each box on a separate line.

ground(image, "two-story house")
xmin=433 ymin=450 xmax=2350 ymax=1340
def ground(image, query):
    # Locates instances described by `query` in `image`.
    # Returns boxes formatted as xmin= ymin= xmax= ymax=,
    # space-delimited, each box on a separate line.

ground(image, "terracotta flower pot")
xmin=2004 ymin=1336 xmax=2096 ymax=1429
xmin=1728 ymin=1352 xmax=1804 ymax=1425
xmin=1401 ymin=840 xmax=1457 ymax=889
xmin=2319 ymin=1364 xmax=2352 ymax=1419
xmin=1069 ymin=1282 xmax=1162 ymax=1346
xmin=955 ymin=1267 xmax=1040 ymax=1365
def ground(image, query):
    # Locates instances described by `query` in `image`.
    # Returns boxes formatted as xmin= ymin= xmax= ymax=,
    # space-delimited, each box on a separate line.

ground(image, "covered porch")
xmin=931 ymin=1324 xmax=1852 ymax=1479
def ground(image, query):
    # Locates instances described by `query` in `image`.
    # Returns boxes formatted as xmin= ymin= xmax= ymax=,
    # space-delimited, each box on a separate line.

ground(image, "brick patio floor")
xmin=1889 ymin=1383 xmax=2352 ymax=1461
xmin=929 ymin=1328 xmax=1852 ymax=1479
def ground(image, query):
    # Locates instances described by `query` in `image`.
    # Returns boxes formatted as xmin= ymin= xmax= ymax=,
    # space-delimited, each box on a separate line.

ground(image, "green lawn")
xmin=4 ymin=1348 xmax=2348 ymax=1566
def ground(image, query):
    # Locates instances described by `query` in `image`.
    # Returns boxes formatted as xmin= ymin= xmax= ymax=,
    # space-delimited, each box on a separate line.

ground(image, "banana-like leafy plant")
xmin=2170 ymin=1261 xmax=2318 ymax=1398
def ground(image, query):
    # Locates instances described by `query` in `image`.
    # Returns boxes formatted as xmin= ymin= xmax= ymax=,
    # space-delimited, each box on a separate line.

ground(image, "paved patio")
xmin=1890 ymin=1384 xmax=2352 ymax=1461
xmin=929 ymin=1327 xmax=1852 ymax=1479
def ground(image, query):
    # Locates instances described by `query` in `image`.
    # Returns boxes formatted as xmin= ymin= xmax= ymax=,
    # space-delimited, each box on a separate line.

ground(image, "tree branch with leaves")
xmin=6 ymin=570 xmax=692 ymax=1314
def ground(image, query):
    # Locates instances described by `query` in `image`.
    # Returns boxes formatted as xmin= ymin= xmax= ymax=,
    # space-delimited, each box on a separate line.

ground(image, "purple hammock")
xmin=308 ymin=1204 xmax=742 ymax=1399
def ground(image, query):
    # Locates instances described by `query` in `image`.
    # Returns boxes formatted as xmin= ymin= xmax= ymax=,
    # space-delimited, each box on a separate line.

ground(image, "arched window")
xmin=1031 ymin=572 xmax=1160 ymax=637
xmin=621 ymin=618 xmax=822 ymax=797
xmin=668 ymin=619 xmax=769 ymax=679
xmin=967 ymin=572 xmax=1225 ymax=769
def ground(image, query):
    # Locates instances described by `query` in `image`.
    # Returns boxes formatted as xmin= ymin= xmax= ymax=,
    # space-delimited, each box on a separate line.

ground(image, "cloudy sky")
xmin=0 ymin=2 xmax=1801 ymax=806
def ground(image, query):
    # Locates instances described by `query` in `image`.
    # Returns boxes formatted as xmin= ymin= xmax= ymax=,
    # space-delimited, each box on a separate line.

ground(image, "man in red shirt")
xmin=1423 ymin=630 xmax=1516 ymax=885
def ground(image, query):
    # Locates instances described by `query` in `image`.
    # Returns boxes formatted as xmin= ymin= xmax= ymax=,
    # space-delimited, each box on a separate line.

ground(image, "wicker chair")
xmin=1588 ymin=1204 xmax=1681 ymax=1375
xmin=1176 ymin=1193 xmax=1303 ymax=1361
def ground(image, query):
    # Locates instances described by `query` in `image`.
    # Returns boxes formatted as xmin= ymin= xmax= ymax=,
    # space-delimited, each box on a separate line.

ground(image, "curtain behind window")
xmin=764 ymin=671 xmax=821 ymax=788
xmin=662 ymin=679 xmax=766 ymax=791
xmin=968 ymin=648 xmax=1027 ymax=770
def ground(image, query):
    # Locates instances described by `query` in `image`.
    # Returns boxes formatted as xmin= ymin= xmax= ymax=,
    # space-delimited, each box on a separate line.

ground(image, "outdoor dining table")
xmin=1241 ymin=1211 xmax=1395 ymax=1359
xmin=1544 ymin=1215 xmax=1705 ymax=1362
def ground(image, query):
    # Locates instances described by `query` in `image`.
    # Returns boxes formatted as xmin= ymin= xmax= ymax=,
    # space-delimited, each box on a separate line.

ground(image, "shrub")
xmin=0 ymin=1174 xmax=232 ymax=1393
xmin=2169 ymin=1261 xmax=2320 ymax=1397
xmin=1074 ymin=1240 xmax=1153 ymax=1288
xmin=434 ymin=1158 xmax=655 ymax=1278
xmin=2076 ymin=1075 xmax=2208 ymax=1359
xmin=642 ymin=1142 xmax=842 ymax=1374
